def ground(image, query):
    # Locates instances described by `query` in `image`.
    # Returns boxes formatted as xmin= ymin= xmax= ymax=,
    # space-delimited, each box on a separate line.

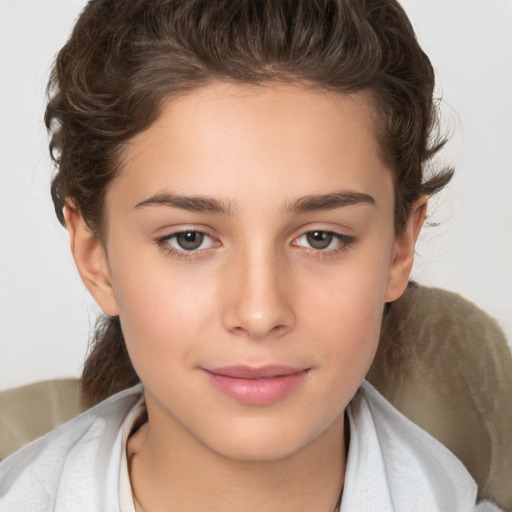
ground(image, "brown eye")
xmin=305 ymin=231 xmax=334 ymax=250
xmin=175 ymin=231 xmax=205 ymax=251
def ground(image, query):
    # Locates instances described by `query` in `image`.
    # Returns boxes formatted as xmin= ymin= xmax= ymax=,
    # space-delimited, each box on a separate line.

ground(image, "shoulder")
xmin=0 ymin=384 xmax=143 ymax=512
xmin=341 ymin=381 xmax=502 ymax=512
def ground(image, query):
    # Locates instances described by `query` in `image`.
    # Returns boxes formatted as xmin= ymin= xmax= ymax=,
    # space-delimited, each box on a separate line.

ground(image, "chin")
xmin=199 ymin=410 xmax=344 ymax=463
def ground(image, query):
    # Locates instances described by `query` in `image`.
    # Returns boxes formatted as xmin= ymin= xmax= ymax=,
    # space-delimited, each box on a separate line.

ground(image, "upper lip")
xmin=204 ymin=365 xmax=308 ymax=379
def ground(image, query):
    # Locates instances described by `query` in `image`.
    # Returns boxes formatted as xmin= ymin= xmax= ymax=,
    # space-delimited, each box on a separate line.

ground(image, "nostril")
xmin=227 ymin=322 xmax=291 ymax=341
xmin=271 ymin=324 xmax=288 ymax=336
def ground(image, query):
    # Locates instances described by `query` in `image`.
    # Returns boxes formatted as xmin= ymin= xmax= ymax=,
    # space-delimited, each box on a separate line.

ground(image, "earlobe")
xmin=63 ymin=200 xmax=119 ymax=316
xmin=384 ymin=195 xmax=428 ymax=302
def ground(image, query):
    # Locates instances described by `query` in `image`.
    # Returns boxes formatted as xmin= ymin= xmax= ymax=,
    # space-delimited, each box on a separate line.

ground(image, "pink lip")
xmin=202 ymin=365 xmax=310 ymax=405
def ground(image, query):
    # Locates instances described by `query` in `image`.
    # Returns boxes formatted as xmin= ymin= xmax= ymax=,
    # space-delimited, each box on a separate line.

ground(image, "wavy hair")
xmin=46 ymin=0 xmax=452 ymax=405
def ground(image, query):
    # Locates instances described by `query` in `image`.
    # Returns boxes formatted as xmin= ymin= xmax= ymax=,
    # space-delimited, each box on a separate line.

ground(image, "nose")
xmin=222 ymin=246 xmax=295 ymax=340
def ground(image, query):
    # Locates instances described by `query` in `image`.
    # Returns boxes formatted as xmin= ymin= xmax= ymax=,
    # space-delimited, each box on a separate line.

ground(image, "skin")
xmin=65 ymin=82 xmax=427 ymax=512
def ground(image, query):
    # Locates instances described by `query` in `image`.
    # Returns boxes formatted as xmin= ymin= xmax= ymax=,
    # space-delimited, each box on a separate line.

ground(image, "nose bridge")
xmin=223 ymin=239 xmax=294 ymax=339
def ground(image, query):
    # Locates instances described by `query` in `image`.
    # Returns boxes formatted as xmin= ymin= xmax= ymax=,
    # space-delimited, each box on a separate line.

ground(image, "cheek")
xmin=107 ymin=241 xmax=218 ymax=372
xmin=288 ymin=255 xmax=390 ymax=441
xmin=310 ymin=278 xmax=383 ymax=365
xmin=302 ymin=238 xmax=393 ymax=370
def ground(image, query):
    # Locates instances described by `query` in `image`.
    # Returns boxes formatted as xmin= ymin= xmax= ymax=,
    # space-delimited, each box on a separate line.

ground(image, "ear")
xmin=384 ymin=195 xmax=428 ymax=302
xmin=63 ymin=200 xmax=119 ymax=316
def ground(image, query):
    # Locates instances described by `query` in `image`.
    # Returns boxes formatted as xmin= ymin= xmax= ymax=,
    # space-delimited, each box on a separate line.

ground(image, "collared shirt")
xmin=0 ymin=382 xmax=502 ymax=511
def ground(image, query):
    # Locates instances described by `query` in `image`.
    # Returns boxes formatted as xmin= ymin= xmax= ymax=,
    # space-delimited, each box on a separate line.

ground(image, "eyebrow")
xmin=134 ymin=193 xmax=235 ymax=214
xmin=134 ymin=190 xmax=375 ymax=215
xmin=284 ymin=191 xmax=376 ymax=213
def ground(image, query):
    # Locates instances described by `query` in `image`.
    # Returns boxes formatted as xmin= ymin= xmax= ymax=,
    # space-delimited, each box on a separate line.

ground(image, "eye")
xmin=303 ymin=231 xmax=335 ymax=250
xmin=173 ymin=231 xmax=207 ymax=251
xmin=293 ymin=230 xmax=355 ymax=253
xmin=159 ymin=230 xmax=217 ymax=254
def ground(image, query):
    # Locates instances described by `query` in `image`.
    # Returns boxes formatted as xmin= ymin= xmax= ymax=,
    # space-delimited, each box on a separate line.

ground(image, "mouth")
xmin=202 ymin=365 xmax=311 ymax=405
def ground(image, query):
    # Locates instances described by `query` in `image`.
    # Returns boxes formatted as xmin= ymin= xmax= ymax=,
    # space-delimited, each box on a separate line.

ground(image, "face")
xmin=69 ymin=82 xmax=423 ymax=462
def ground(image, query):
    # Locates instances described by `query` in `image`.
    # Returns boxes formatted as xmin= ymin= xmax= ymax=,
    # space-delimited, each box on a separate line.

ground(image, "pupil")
xmin=177 ymin=232 xmax=204 ymax=250
xmin=307 ymin=231 xmax=333 ymax=249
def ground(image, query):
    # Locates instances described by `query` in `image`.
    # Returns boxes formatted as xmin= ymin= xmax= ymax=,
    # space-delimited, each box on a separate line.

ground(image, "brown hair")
xmin=46 ymin=0 xmax=452 ymax=406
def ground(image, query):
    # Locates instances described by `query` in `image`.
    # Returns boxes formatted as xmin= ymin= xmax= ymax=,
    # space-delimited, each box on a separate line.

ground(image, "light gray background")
xmin=1 ymin=0 xmax=511 ymax=391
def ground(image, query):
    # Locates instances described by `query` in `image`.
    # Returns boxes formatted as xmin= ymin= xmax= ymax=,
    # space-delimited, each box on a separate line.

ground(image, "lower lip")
xmin=203 ymin=370 xmax=310 ymax=405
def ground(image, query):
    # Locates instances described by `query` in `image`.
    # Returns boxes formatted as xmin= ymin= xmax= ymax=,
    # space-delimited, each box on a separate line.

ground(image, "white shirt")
xmin=0 ymin=381 xmax=502 ymax=511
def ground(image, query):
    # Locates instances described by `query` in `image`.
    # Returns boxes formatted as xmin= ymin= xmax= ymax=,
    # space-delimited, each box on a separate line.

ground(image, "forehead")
xmin=113 ymin=81 xmax=391 ymax=209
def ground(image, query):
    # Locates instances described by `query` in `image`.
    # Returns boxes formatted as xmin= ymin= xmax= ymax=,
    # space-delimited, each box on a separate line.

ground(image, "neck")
xmin=128 ymin=402 xmax=347 ymax=512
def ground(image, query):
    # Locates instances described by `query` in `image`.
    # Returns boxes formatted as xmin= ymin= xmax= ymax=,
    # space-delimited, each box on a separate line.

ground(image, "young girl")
xmin=0 ymin=0 xmax=503 ymax=510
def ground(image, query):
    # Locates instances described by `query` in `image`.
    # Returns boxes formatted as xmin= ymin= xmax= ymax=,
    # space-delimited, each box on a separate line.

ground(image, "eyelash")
xmin=292 ymin=231 xmax=356 ymax=259
xmin=156 ymin=229 xmax=218 ymax=259
xmin=156 ymin=229 xmax=356 ymax=259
